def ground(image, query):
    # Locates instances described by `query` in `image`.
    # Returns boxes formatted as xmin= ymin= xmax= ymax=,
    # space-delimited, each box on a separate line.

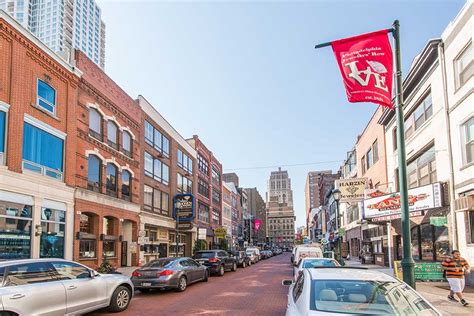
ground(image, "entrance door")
xmin=121 ymin=241 xmax=128 ymax=267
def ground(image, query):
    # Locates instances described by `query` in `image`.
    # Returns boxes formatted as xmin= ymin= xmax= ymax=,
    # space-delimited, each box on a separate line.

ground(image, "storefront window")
xmin=103 ymin=241 xmax=116 ymax=257
xmin=79 ymin=213 xmax=96 ymax=259
xmin=0 ymin=202 xmax=32 ymax=260
xmin=40 ymin=208 xmax=65 ymax=258
xmin=434 ymin=225 xmax=449 ymax=260
xmin=420 ymin=224 xmax=434 ymax=261
xmin=411 ymin=227 xmax=419 ymax=260
xmin=80 ymin=240 xmax=96 ymax=258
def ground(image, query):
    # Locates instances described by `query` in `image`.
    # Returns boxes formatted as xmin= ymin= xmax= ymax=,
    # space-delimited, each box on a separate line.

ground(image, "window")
xmin=144 ymin=185 xmax=153 ymax=211
xmin=22 ymin=122 xmax=64 ymax=180
xmin=107 ymin=121 xmax=118 ymax=149
xmin=106 ymin=163 xmax=117 ymax=196
xmin=405 ymin=93 xmax=432 ymax=138
xmin=103 ymin=241 xmax=115 ymax=258
xmin=406 ymin=146 xmax=436 ymax=189
xmin=153 ymin=189 xmax=169 ymax=215
xmin=0 ymin=203 xmax=32 ymax=260
xmin=198 ymin=178 xmax=210 ymax=197
xmin=0 ymin=111 xmax=5 ymax=158
xmin=145 ymin=121 xmax=153 ymax=144
xmin=455 ymin=42 xmax=473 ymax=88
xmin=37 ymin=79 xmax=56 ymax=114
xmin=87 ymin=155 xmax=101 ymax=192
xmin=177 ymin=173 xmax=193 ymax=194
xmin=212 ymin=209 xmax=220 ymax=225
xmin=392 ymin=127 xmax=397 ymax=151
xmin=212 ymin=166 xmax=220 ymax=186
xmin=292 ymin=271 xmax=304 ymax=302
xmin=144 ymin=121 xmax=170 ymax=157
xmin=463 ymin=117 xmax=474 ymax=165
xmin=373 ymin=140 xmax=379 ymax=163
xmin=153 ymin=159 xmax=169 ymax=185
xmin=89 ymin=108 xmax=102 ymax=140
xmin=468 ymin=211 xmax=474 ymax=244
xmin=212 ymin=189 xmax=221 ymax=204
xmin=51 ymin=261 xmax=90 ymax=280
xmin=122 ymin=131 xmax=132 ymax=157
xmin=177 ymin=149 xmax=193 ymax=174
xmin=4 ymin=262 xmax=55 ymax=286
xmin=361 ymin=156 xmax=366 ymax=174
xmin=366 ymin=147 xmax=373 ymax=169
xmin=40 ymin=208 xmax=65 ymax=258
xmin=121 ymin=170 xmax=131 ymax=201
xmin=198 ymin=154 xmax=209 ymax=175
xmin=145 ymin=152 xmax=153 ymax=177
xmin=198 ymin=203 xmax=210 ymax=223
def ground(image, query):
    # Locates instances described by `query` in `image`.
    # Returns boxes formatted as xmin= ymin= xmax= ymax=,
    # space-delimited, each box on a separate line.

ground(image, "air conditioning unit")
xmin=455 ymin=195 xmax=474 ymax=212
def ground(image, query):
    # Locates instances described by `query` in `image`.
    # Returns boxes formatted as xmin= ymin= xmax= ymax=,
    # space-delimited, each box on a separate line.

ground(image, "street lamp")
xmin=332 ymin=189 xmax=343 ymax=265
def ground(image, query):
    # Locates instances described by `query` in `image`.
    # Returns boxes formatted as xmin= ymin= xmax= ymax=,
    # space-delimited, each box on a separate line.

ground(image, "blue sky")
xmin=97 ymin=0 xmax=465 ymax=228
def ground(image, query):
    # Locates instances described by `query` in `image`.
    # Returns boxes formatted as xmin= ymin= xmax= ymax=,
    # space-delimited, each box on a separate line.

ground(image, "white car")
xmin=0 ymin=258 xmax=134 ymax=315
xmin=283 ymin=267 xmax=441 ymax=315
xmin=293 ymin=258 xmax=340 ymax=280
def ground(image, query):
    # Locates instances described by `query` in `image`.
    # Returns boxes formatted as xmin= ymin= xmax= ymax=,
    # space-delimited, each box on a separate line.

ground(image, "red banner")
xmin=331 ymin=30 xmax=393 ymax=109
xmin=254 ymin=219 xmax=261 ymax=231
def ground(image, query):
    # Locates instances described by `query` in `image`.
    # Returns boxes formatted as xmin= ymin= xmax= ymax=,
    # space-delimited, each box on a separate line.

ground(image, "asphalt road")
xmin=92 ymin=252 xmax=292 ymax=316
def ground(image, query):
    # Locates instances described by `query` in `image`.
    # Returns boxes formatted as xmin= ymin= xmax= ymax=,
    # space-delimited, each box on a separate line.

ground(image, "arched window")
xmin=106 ymin=163 xmax=117 ymax=196
xmin=122 ymin=170 xmax=131 ymax=201
xmin=122 ymin=131 xmax=132 ymax=157
xmin=107 ymin=121 xmax=118 ymax=149
xmin=89 ymin=108 xmax=102 ymax=140
xmin=87 ymin=155 xmax=101 ymax=192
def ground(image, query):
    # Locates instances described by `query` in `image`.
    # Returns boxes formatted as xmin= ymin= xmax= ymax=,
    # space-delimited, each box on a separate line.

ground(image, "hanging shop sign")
xmin=336 ymin=178 xmax=367 ymax=202
xmin=214 ymin=227 xmax=227 ymax=238
xmin=173 ymin=194 xmax=195 ymax=221
xmin=364 ymin=183 xmax=443 ymax=220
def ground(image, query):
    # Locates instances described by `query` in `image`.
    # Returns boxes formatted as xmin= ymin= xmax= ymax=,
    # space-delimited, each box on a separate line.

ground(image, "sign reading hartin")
xmin=173 ymin=194 xmax=195 ymax=221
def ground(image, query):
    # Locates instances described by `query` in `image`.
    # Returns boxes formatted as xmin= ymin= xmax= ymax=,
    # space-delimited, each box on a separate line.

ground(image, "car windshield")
xmin=302 ymin=259 xmax=338 ymax=268
xmin=143 ymin=259 xmax=175 ymax=268
xmin=194 ymin=252 xmax=216 ymax=259
xmin=310 ymin=280 xmax=438 ymax=315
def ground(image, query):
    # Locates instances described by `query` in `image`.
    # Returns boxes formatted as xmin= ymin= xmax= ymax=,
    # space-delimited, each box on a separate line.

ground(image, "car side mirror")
xmin=282 ymin=279 xmax=293 ymax=286
xmin=89 ymin=269 xmax=99 ymax=278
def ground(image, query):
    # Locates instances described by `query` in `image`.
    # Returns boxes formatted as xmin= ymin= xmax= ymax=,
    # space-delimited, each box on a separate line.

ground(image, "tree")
xmin=193 ymin=239 xmax=208 ymax=254
xmin=218 ymin=238 xmax=229 ymax=251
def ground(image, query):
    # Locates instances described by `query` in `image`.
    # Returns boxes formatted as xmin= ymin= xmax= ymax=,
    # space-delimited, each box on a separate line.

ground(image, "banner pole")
xmin=392 ymin=20 xmax=415 ymax=289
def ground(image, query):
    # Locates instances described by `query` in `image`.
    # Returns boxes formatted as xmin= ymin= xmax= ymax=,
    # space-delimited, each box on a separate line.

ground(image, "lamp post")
xmin=333 ymin=189 xmax=343 ymax=265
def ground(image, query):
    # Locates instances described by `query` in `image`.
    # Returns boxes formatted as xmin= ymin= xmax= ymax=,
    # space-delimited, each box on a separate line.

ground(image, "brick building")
xmin=73 ymin=51 xmax=141 ymax=269
xmin=187 ymin=135 xmax=223 ymax=248
xmin=138 ymin=96 xmax=197 ymax=262
xmin=0 ymin=12 xmax=80 ymax=261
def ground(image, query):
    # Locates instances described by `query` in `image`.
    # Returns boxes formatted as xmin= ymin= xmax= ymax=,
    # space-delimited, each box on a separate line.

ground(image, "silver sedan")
xmin=0 ymin=258 xmax=134 ymax=315
xmin=131 ymin=257 xmax=209 ymax=292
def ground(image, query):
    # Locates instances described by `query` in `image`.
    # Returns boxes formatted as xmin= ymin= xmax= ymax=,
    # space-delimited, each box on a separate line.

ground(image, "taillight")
xmin=159 ymin=269 xmax=174 ymax=277
xmin=208 ymin=257 xmax=219 ymax=263
xmin=131 ymin=271 xmax=141 ymax=277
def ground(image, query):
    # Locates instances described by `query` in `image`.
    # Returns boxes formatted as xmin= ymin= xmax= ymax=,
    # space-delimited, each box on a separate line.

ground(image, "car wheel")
xmin=218 ymin=265 xmax=225 ymax=276
xmin=231 ymin=263 xmax=237 ymax=272
xmin=108 ymin=285 xmax=131 ymax=312
xmin=203 ymin=270 xmax=209 ymax=282
xmin=176 ymin=276 xmax=187 ymax=292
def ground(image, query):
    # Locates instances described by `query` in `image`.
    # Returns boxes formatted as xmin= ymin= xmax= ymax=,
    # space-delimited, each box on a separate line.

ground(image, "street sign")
xmin=394 ymin=261 xmax=445 ymax=281
xmin=335 ymin=178 xmax=367 ymax=202
xmin=173 ymin=194 xmax=195 ymax=221
xmin=214 ymin=227 xmax=227 ymax=238
xmin=198 ymin=228 xmax=207 ymax=240
xmin=430 ymin=216 xmax=448 ymax=227
xmin=177 ymin=221 xmax=193 ymax=230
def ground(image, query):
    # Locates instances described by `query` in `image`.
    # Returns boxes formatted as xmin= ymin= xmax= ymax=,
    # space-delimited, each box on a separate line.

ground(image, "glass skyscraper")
xmin=0 ymin=0 xmax=105 ymax=68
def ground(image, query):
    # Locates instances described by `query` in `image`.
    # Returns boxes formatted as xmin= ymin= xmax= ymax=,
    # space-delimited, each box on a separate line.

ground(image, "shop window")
xmin=468 ymin=211 xmax=474 ymax=244
xmin=0 ymin=203 xmax=32 ymax=260
xmin=22 ymin=122 xmax=64 ymax=180
xmin=463 ymin=117 xmax=474 ymax=165
xmin=37 ymin=79 xmax=56 ymax=114
xmin=434 ymin=225 xmax=449 ymax=260
xmin=107 ymin=121 xmax=118 ymax=150
xmin=40 ymin=208 xmax=65 ymax=258
xmin=87 ymin=155 xmax=102 ymax=192
xmin=420 ymin=224 xmax=434 ymax=261
xmin=103 ymin=241 xmax=116 ymax=258
xmin=106 ymin=163 xmax=117 ymax=197
xmin=89 ymin=108 xmax=102 ymax=141
xmin=411 ymin=227 xmax=420 ymax=260
xmin=122 ymin=131 xmax=132 ymax=157
xmin=121 ymin=170 xmax=131 ymax=201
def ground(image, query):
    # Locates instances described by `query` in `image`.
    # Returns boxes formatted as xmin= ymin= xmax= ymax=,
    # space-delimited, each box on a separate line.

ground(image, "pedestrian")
xmin=442 ymin=250 xmax=471 ymax=306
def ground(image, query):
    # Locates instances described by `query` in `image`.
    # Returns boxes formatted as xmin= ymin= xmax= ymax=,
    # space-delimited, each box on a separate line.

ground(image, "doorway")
xmin=121 ymin=241 xmax=128 ymax=267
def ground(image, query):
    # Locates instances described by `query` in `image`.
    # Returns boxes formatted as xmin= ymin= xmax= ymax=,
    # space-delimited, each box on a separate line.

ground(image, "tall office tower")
xmin=266 ymin=167 xmax=293 ymax=207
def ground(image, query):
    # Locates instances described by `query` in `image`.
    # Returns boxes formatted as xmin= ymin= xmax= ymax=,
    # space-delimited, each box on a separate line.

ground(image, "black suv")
xmin=230 ymin=250 xmax=251 ymax=268
xmin=193 ymin=250 xmax=237 ymax=276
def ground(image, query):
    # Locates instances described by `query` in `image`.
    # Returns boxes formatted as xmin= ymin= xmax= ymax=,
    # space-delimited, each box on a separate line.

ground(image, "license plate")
xmin=141 ymin=282 xmax=151 ymax=286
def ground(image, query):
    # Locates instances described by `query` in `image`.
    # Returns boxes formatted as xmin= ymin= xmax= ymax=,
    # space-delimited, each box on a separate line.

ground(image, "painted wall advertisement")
xmin=364 ymin=183 xmax=443 ymax=219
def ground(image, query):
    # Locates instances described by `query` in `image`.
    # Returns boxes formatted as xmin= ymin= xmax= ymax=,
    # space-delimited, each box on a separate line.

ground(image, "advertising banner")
xmin=336 ymin=178 xmax=367 ymax=202
xmin=364 ymin=183 xmax=443 ymax=219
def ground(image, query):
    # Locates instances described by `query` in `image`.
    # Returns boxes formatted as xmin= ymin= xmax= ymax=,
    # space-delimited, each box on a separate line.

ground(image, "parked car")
xmin=283 ymin=267 xmax=441 ymax=315
xmin=246 ymin=248 xmax=260 ymax=264
xmin=131 ymin=257 xmax=208 ymax=293
xmin=261 ymin=250 xmax=273 ymax=259
xmin=193 ymin=250 xmax=237 ymax=276
xmin=246 ymin=247 xmax=261 ymax=261
xmin=293 ymin=258 xmax=340 ymax=280
xmin=230 ymin=250 xmax=252 ymax=268
xmin=0 ymin=259 xmax=133 ymax=315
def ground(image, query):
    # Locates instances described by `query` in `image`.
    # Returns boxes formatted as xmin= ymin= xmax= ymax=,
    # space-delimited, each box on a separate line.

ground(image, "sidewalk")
xmin=346 ymin=259 xmax=474 ymax=315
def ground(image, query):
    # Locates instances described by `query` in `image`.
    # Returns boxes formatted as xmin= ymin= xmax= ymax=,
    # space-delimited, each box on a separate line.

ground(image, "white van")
xmin=293 ymin=246 xmax=323 ymax=265
xmin=245 ymin=247 xmax=261 ymax=263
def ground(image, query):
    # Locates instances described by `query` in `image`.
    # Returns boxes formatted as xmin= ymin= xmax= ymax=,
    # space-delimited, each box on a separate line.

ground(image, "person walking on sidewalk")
xmin=442 ymin=250 xmax=470 ymax=306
